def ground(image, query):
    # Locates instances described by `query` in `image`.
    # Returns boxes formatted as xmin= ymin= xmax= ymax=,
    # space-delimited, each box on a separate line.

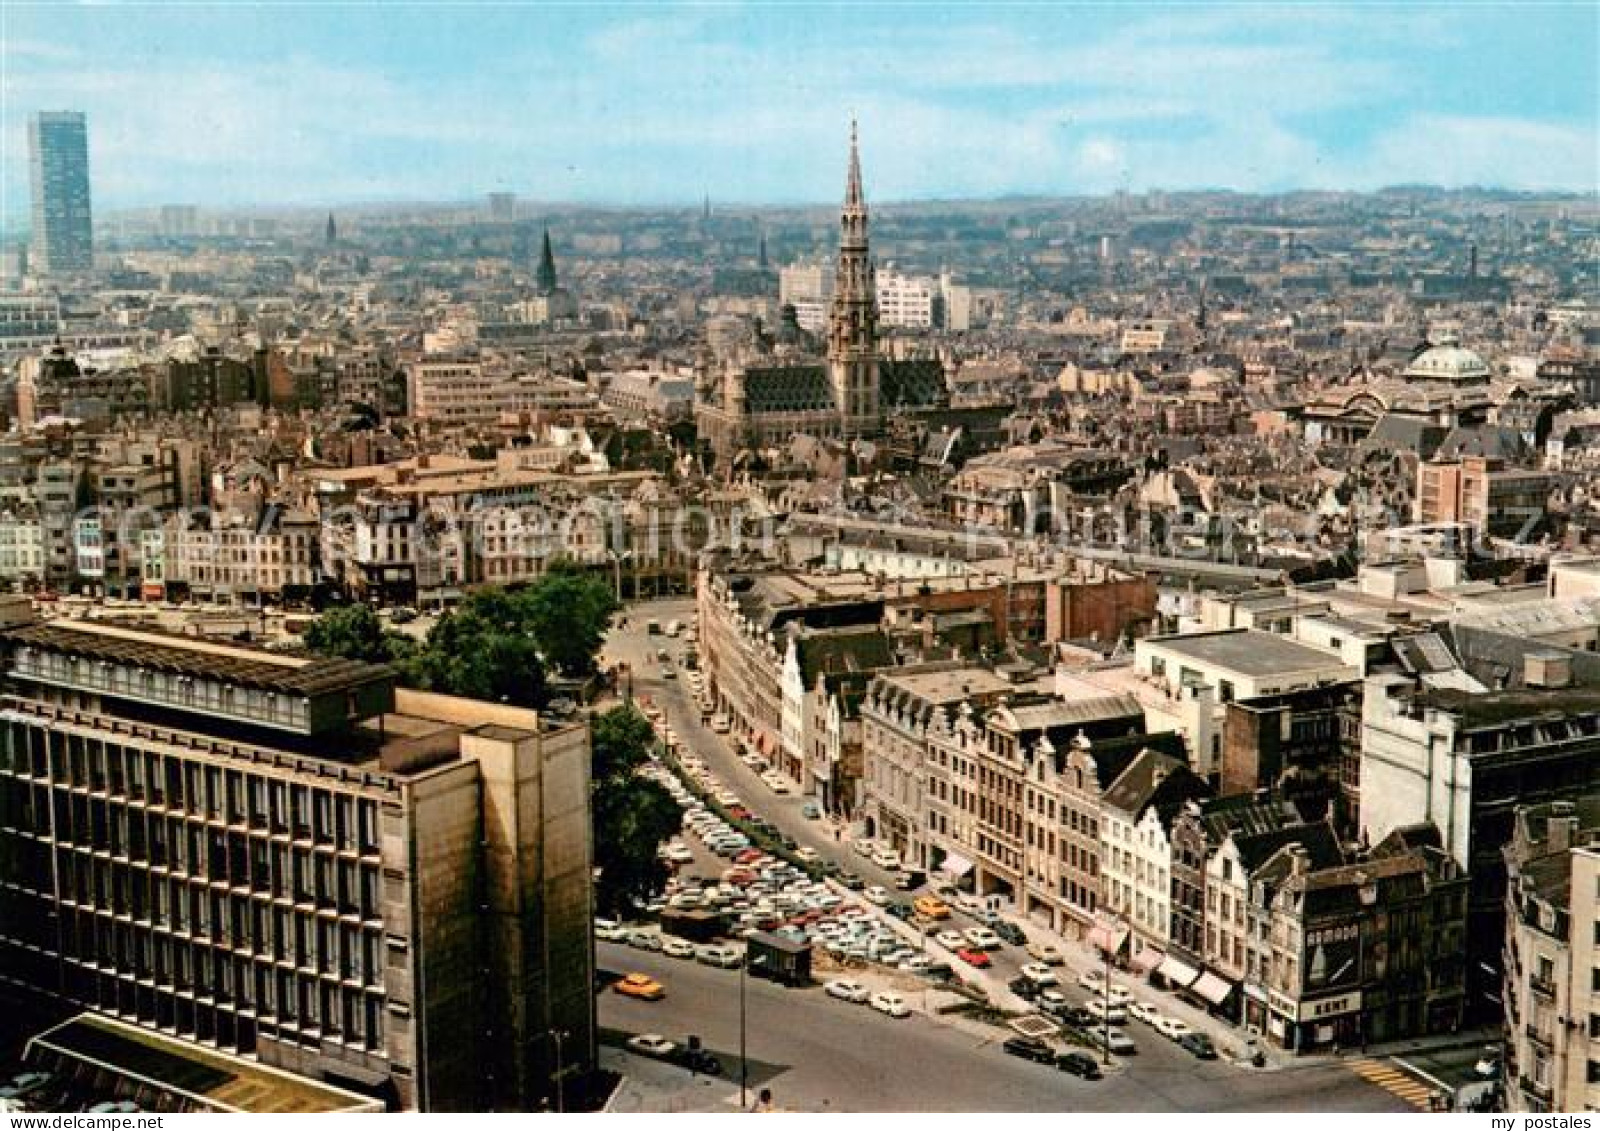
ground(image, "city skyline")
xmin=2 ymin=2 xmax=1597 ymax=218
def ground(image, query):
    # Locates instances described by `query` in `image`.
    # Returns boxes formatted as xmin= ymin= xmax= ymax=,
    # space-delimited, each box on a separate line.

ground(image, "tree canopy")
xmin=589 ymin=705 xmax=681 ymax=918
xmin=301 ymin=604 xmax=416 ymax=665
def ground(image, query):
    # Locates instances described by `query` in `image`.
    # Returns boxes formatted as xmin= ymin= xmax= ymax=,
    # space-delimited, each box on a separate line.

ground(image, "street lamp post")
xmin=548 ymin=1027 xmax=571 ymax=1113
xmin=1101 ymin=940 xmax=1112 ymax=1065
xmin=740 ymin=953 xmax=767 ymax=1109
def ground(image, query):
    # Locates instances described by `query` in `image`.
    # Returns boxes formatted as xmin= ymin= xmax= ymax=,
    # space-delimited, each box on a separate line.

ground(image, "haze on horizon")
xmin=2 ymin=1 xmax=1597 ymax=217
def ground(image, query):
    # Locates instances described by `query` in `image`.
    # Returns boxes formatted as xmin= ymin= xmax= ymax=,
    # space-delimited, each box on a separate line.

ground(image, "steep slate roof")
xmin=741 ymin=365 xmax=835 ymax=414
xmin=1102 ymin=747 xmax=1211 ymax=827
xmin=881 ymin=357 xmax=947 ymax=408
xmin=794 ymin=626 xmax=894 ymax=685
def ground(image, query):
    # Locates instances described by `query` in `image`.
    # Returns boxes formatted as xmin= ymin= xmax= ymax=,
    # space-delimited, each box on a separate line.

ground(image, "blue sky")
xmin=2 ymin=2 xmax=1596 ymax=214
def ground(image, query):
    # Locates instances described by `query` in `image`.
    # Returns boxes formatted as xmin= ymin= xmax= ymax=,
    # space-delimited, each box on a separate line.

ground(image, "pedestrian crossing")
xmin=1348 ymin=1059 xmax=1437 ymax=1109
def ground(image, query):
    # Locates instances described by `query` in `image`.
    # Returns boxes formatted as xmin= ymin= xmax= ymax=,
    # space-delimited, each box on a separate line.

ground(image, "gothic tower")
xmin=827 ymin=120 xmax=879 ymax=436
xmin=536 ymin=227 xmax=558 ymax=293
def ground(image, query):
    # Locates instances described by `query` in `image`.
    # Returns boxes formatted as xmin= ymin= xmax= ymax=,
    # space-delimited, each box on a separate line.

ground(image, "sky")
xmin=2 ymin=1 xmax=1597 ymax=215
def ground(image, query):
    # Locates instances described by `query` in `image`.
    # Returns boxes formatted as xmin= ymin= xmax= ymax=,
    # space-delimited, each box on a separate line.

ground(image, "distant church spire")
xmin=536 ymin=226 xmax=558 ymax=293
xmin=758 ymin=229 xmax=769 ymax=270
xmin=325 ymin=212 xmax=337 ymax=245
xmin=845 ymin=117 xmax=864 ymax=212
xmin=828 ymin=118 xmax=878 ymax=436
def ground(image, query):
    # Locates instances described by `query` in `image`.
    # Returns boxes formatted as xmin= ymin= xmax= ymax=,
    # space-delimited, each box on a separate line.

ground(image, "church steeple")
xmin=325 ymin=212 xmax=337 ymax=246
xmin=536 ymin=226 xmax=558 ymax=293
xmin=827 ymin=118 xmax=878 ymax=436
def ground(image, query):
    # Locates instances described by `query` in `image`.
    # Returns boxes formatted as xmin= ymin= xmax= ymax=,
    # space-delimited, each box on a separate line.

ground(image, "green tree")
xmin=403 ymin=602 xmax=547 ymax=707
xmin=303 ymin=604 xmax=415 ymax=665
xmin=518 ymin=563 xmax=620 ymax=677
xmin=589 ymin=705 xmax=681 ymax=917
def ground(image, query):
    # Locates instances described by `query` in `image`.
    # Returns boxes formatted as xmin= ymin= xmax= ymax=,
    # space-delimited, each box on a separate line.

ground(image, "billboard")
xmin=1304 ymin=921 xmax=1361 ymax=992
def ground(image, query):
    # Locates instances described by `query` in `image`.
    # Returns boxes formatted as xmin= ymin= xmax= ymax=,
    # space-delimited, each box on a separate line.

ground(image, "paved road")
xmin=600 ymin=598 xmax=1414 ymax=1112
xmin=598 ymin=943 xmax=1414 ymax=1112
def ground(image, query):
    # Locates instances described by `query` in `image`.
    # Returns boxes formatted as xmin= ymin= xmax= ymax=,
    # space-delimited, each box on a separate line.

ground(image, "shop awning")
xmin=1088 ymin=923 xmax=1130 ymax=956
xmin=1131 ymin=945 xmax=1165 ymax=974
xmin=940 ymin=852 xmax=975 ymax=877
xmin=1191 ymin=972 xmax=1234 ymax=1005
xmin=756 ymin=732 xmax=775 ymax=757
xmin=1157 ymin=954 xmax=1201 ymax=988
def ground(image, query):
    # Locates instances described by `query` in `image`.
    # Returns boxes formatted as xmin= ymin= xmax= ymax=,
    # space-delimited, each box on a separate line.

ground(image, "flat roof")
xmin=26 ymin=1014 xmax=385 ymax=1113
xmin=3 ymin=619 xmax=393 ymax=698
xmin=1144 ymin=629 xmax=1353 ymax=678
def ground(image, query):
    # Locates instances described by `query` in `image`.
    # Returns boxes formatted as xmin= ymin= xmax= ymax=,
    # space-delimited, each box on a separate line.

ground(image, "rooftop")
xmin=25 ymin=1014 xmax=385 ymax=1113
xmin=2 ymin=618 xmax=393 ymax=698
xmin=1141 ymin=628 xmax=1354 ymax=679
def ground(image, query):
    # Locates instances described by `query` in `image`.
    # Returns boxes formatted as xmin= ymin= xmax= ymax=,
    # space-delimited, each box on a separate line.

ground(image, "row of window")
xmin=2 ymin=728 xmax=382 ymax=854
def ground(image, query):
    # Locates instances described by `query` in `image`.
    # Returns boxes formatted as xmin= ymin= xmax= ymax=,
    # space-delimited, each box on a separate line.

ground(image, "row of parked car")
xmin=0 ymin=1071 xmax=141 ymax=1114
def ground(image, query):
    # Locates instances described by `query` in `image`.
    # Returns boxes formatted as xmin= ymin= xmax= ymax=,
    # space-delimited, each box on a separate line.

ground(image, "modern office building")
xmin=28 ymin=111 xmax=93 ymax=275
xmin=0 ymin=599 xmax=594 ymax=1111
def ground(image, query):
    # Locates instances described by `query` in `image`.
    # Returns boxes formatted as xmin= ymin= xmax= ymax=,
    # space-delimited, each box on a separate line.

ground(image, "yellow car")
xmin=914 ymin=895 xmax=951 ymax=920
xmin=614 ymin=973 xmax=666 ymax=1001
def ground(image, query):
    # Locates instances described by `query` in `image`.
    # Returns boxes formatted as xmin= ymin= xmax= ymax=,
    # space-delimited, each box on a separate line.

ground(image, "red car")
xmin=957 ymin=947 xmax=992 ymax=968
xmin=735 ymin=848 xmax=765 ymax=864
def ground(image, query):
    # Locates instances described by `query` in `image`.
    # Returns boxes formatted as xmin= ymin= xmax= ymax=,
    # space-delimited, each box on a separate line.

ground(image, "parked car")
xmin=1083 ymin=1028 xmax=1138 ymax=1056
xmin=870 ymin=991 xmax=910 ymax=1018
xmin=1056 ymin=1051 xmax=1103 ymax=1080
xmin=801 ymin=802 xmax=822 ymax=819
xmin=1019 ymin=961 xmax=1058 ymax=985
xmin=935 ymin=930 xmax=967 ymax=950
xmin=680 ymin=1047 xmax=723 ymax=1075
xmin=871 ymin=847 xmax=903 ymax=871
xmin=662 ymin=937 xmax=696 ymax=959
xmin=1084 ymin=998 xmax=1127 ymax=1025
xmin=1002 ymin=1036 xmax=1057 ymax=1065
xmin=994 ymin=921 xmax=1028 ymax=946
xmin=864 ymin=885 xmax=890 ymax=905
xmin=695 ymin=944 xmax=744 ymax=968
xmin=1078 ymin=969 xmax=1107 ymax=993
xmin=963 ymin=926 xmax=1002 ymax=950
xmin=1154 ymin=1016 xmax=1193 ymax=1041
xmin=1179 ymin=1033 xmax=1218 ymax=1060
xmin=1008 ymin=976 xmax=1040 ymax=1001
xmin=894 ymin=869 xmax=926 ymax=891
xmin=914 ymin=895 xmax=952 ymax=920
xmin=627 ymin=1033 xmax=677 ymax=1058
xmin=614 ymin=973 xmax=666 ymax=1001
xmin=956 ymin=947 xmax=992 ymax=968
xmin=1129 ymin=1001 xmax=1163 ymax=1026
xmin=825 ymin=979 xmax=870 ymax=1003
xmin=1027 ymin=941 xmax=1066 ymax=965
xmin=594 ymin=918 xmax=628 ymax=941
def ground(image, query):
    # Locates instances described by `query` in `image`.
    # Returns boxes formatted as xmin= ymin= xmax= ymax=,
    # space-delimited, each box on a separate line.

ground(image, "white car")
xmin=963 ymin=927 xmax=1002 ymax=950
xmin=935 ymin=930 xmax=967 ymax=950
xmin=1155 ymin=1016 xmax=1193 ymax=1041
xmin=852 ymin=839 xmax=876 ymax=859
xmin=871 ymin=848 xmax=903 ymax=870
xmin=864 ymin=885 xmax=890 ymax=905
xmin=627 ymin=1034 xmax=678 ymax=1058
xmin=870 ymin=991 xmax=910 ymax=1018
xmin=661 ymin=937 xmax=696 ymax=959
xmin=1026 ymin=941 xmax=1066 ymax=965
xmin=1129 ymin=1000 xmax=1163 ymax=1026
xmin=1085 ymin=998 xmax=1128 ymax=1025
xmin=1019 ymin=962 xmax=1057 ymax=985
xmin=1078 ymin=969 xmax=1107 ymax=993
xmin=695 ymin=944 xmax=744 ymax=968
xmin=794 ymin=847 xmax=820 ymax=864
xmin=825 ymin=978 xmax=870 ymax=1003
xmin=1105 ymin=985 xmax=1133 ymax=1008
xmin=594 ymin=918 xmax=628 ymax=941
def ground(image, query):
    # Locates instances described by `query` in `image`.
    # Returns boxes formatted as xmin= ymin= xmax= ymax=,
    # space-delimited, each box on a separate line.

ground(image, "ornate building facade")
xmin=696 ymin=123 xmax=943 ymax=466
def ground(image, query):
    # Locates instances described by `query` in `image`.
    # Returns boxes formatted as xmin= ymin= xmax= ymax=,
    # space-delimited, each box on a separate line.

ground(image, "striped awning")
xmin=1087 ymin=923 xmax=1130 ymax=955
xmin=1157 ymin=954 xmax=1201 ymax=988
xmin=941 ymin=852 xmax=975 ymax=877
xmin=1131 ymin=945 xmax=1165 ymax=974
xmin=1192 ymin=971 xmax=1234 ymax=1005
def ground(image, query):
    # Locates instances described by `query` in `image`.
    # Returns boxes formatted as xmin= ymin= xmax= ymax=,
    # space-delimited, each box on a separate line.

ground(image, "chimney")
xmin=1287 ymin=844 xmax=1311 ymax=877
xmin=1525 ymin=650 xmax=1572 ymax=690
xmin=1548 ymin=808 xmax=1577 ymax=855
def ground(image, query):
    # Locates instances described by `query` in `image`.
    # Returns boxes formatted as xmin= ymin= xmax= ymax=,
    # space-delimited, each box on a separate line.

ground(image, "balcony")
xmin=1520 ymin=1076 xmax=1554 ymax=1103
xmin=1524 ymin=1024 xmax=1554 ymax=1051
xmin=1530 ymin=974 xmax=1557 ymax=1000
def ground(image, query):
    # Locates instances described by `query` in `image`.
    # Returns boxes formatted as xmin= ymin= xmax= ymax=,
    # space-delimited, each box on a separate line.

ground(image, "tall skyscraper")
xmin=826 ymin=120 xmax=879 ymax=436
xmin=28 ymin=111 xmax=93 ymax=275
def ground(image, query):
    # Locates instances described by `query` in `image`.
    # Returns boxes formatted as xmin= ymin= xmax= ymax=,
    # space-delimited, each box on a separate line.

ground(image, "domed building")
xmin=1402 ymin=334 xmax=1492 ymax=387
